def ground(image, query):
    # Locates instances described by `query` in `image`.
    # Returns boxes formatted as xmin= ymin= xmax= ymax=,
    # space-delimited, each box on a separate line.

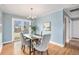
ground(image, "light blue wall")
xmin=2 ymin=12 xmax=27 ymax=43
xmin=0 ymin=11 xmax=2 ymax=44
xmin=2 ymin=13 xmax=12 ymax=42
xmin=0 ymin=11 xmax=2 ymax=24
xmin=2 ymin=9 xmax=64 ymax=45
xmin=34 ymin=9 xmax=64 ymax=45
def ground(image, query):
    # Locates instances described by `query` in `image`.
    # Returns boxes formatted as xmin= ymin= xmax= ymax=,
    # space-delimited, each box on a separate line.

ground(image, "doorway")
xmin=64 ymin=16 xmax=71 ymax=47
xmin=12 ymin=18 xmax=31 ymax=42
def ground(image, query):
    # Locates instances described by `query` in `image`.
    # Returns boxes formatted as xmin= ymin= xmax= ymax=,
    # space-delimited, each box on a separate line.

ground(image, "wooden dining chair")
xmin=33 ymin=34 xmax=51 ymax=55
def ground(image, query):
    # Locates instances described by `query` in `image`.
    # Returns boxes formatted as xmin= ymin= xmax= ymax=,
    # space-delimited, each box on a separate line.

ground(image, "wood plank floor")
xmin=0 ymin=41 xmax=79 ymax=55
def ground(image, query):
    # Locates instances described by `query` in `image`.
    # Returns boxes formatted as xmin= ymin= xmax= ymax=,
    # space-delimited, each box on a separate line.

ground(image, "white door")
xmin=72 ymin=20 xmax=79 ymax=38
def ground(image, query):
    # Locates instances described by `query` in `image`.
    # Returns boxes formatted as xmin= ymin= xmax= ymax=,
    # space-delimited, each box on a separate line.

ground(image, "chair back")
xmin=40 ymin=34 xmax=51 ymax=49
xmin=20 ymin=32 xmax=30 ymax=46
xmin=20 ymin=32 xmax=25 ymax=43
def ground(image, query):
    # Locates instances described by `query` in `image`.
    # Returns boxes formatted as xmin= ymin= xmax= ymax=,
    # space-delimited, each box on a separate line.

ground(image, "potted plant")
xmin=31 ymin=25 xmax=37 ymax=34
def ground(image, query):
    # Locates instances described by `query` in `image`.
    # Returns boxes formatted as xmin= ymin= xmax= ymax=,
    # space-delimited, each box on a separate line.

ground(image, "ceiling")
xmin=0 ymin=4 xmax=79 ymax=18
xmin=65 ymin=5 xmax=79 ymax=19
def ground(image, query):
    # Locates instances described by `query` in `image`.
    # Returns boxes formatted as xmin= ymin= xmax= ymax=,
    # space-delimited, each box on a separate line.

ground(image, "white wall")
xmin=72 ymin=20 xmax=79 ymax=38
xmin=66 ymin=16 xmax=70 ymax=42
xmin=65 ymin=16 xmax=70 ymax=43
xmin=70 ymin=19 xmax=73 ymax=39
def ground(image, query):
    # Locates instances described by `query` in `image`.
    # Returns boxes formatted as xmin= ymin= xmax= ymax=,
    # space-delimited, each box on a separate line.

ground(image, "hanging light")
xmin=27 ymin=8 xmax=36 ymax=20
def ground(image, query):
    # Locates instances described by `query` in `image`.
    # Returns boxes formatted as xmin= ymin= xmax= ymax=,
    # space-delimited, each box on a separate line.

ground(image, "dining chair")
xmin=20 ymin=32 xmax=31 ymax=54
xmin=34 ymin=34 xmax=42 ymax=45
xmin=33 ymin=34 xmax=51 ymax=55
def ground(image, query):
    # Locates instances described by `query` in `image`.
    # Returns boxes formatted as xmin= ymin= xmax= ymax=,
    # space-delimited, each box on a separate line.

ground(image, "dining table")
xmin=23 ymin=34 xmax=42 ymax=55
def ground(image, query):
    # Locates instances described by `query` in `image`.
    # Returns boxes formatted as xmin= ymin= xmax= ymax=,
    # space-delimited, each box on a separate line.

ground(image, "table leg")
xmin=29 ymin=39 xmax=31 ymax=55
xmin=33 ymin=48 xmax=35 ymax=55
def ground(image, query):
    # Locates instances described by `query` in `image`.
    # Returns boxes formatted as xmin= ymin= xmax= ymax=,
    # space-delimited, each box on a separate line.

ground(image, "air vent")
xmin=70 ymin=8 xmax=79 ymax=12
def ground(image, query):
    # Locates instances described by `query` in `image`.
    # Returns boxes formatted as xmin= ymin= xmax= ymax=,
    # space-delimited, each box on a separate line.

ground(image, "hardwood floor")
xmin=48 ymin=44 xmax=79 ymax=55
xmin=0 ymin=41 xmax=79 ymax=55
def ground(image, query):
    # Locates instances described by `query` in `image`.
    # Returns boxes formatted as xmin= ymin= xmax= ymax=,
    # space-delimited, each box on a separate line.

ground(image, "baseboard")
xmin=3 ymin=41 xmax=13 ymax=44
xmin=72 ymin=37 xmax=79 ymax=39
xmin=49 ymin=41 xmax=64 ymax=47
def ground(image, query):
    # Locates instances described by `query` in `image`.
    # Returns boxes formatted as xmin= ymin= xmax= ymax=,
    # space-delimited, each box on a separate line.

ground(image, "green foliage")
xmin=31 ymin=25 xmax=37 ymax=34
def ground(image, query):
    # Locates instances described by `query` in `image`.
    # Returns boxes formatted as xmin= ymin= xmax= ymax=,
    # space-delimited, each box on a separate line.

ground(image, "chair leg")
xmin=21 ymin=45 xmax=23 ymax=49
xmin=47 ymin=50 xmax=48 ymax=55
xmin=33 ymin=48 xmax=35 ymax=55
xmin=29 ymin=46 xmax=32 ymax=55
xmin=41 ymin=52 xmax=43 ymax=55
xmin=23 ymin=45 xmax=25 ymax=52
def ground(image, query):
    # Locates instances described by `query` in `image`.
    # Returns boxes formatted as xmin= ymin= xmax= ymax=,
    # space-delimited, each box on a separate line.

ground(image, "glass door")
xmin=14 ymin=20 xmax=22 ymax=41
xmin=12 ymin=18 xmax=31 ymax=41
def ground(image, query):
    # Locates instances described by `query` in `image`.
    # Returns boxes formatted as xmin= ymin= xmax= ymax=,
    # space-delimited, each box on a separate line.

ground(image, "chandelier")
xmin=27 ymin=8 xmax=36 ymax=20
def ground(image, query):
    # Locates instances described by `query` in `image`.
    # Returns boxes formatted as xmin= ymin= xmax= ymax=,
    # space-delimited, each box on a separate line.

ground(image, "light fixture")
xmin=27 ymin=8 xmax=36 ymax=20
